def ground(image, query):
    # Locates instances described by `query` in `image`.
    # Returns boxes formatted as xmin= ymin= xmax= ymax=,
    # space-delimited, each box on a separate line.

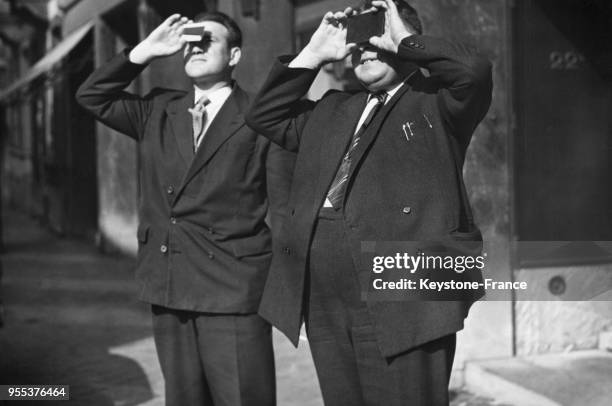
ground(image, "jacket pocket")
xmin=137 ymin=224 xmax=150 ymax=244
xmin=449 ymin=226 xmax=482 ymax=242
xmin=447 ymin=226 xmax=484 ymax=265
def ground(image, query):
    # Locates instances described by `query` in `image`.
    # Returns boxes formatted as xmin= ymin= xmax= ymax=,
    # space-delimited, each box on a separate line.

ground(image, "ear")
xmin=229 ymin=47 xmax=242 ymax=67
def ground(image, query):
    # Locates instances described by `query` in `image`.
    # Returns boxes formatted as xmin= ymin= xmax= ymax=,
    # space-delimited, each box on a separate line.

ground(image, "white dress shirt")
xmin=194 ymin=85 xmax=233 ymax=148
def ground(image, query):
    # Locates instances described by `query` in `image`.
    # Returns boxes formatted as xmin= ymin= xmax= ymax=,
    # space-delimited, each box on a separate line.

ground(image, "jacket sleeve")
xmin=397 ymin=35 xmax=493 ymax=139
xmin=75 ymin=49 xmax=151 ymax=140
xmin=264 ymin=140 xmax=296 ymax=235
xmin=245 ymin=56 xmax=318 ymax=152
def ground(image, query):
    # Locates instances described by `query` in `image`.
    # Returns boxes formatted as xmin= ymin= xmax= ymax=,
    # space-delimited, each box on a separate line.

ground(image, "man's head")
xmin=183 ymin=11 xmax=242 ymax=87
xmin=351 ymin=0 xmax=422 ymax=92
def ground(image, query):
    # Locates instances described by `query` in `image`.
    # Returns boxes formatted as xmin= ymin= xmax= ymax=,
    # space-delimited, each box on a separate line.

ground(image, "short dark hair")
xmin=193 ymin=11 xmax=243 ymax=48
xmin=393 ymin=0 xmax=423 ymax=35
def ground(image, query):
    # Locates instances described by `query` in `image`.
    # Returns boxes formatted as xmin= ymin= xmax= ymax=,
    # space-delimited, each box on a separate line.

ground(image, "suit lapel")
xmin=166 ymin=89 xmax=195 ymax=165
xmin=176 ymin=86 xmax=247 ymax=196
xmin=313 ymin=92 xmax=368 ymax=210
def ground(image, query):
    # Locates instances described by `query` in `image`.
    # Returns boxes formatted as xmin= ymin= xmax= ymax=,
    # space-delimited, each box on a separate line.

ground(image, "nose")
xmin=188 ymin=38 xmax=211 ymax=52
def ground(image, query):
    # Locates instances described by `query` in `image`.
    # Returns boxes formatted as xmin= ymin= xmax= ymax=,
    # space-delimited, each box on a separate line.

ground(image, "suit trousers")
xmin=305 ymin=207 xmax=456 ymax=406
xmin=151 ymin=305 xmax=275 ymax=406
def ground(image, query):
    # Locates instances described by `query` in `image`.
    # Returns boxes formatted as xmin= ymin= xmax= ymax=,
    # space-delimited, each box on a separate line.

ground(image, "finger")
xmin=176 ymin=25 xmax=187 ymax=36
xmin=370 ymin=1 xmax=388 ymax=11
xmin=332 ymin=11 xmax=348 ymax=26
xmin=168 ymin=20 xmax=182 ymax=31
xmin=385 ymin=0 xmax=398 ymax=13
xmin=164 ymin=14 xmax=181 ymax=27
xmin=174 ymin=18 xmax=190 ymax=31
xmin=322 ymin=11 xmax=335 ymax=24
xmin=346 ymin=43 xmax=358 ymax=53
xmin=169 ymin=16 xmax=188 ymax=31
xmin=344 ymin=7 xmax=353 ymax=16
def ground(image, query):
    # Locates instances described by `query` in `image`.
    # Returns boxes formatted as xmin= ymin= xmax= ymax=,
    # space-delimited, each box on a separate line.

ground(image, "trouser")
xmin=305 ymin=207 xmax=456 ymax=406
xmin=151 ymin=305 xmax=275 ymax=406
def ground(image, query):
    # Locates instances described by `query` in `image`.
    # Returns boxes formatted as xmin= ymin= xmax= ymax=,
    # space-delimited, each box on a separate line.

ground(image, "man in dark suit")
xmin=77 ymin=11 xmax=293 ymax=406
xmin=246 ymin=0 xmax=492 ymax=404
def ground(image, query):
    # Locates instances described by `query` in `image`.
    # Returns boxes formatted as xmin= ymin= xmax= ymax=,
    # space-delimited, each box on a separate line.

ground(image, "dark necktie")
xmin=188 ymin=95 xmax=210 ymax=151
xmin=326 ymin=91 xmax=388 ymax=209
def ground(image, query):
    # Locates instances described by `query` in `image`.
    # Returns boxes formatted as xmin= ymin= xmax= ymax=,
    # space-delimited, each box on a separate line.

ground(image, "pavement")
xmin=465 ymin=350 xmax=612 ymax=406
xmin=0 ymin=208 xmax=503 ymax=406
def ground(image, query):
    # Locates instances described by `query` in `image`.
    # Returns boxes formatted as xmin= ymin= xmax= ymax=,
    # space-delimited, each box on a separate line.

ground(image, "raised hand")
xmin=368 ymin=0 xmax=412 ymax=54
xmin=129 ymin=14 xmax=191 ymax=64
xmin=289 ymin=8 xmax=357 ymax=69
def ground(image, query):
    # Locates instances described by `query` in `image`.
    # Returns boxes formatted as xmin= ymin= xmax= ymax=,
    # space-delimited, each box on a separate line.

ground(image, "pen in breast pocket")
xmin=403 ymin=121 xmax=414 ymax=141
xmin=402 ymin=124 xmax=409 ymax=141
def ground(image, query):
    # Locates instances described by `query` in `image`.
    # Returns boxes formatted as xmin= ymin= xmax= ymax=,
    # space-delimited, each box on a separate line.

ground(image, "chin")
xmin=358 ymin=72 xmax=402 ymax=93
xmin=355 ymin=69 xmax=380 ymax=84
xmin=355 ymin=73 xmax=385 ymax=91
xmin=354 ymin=63 xmax=395 ymax=88
xmin=184 ymin=64 xmax=207 ymax=78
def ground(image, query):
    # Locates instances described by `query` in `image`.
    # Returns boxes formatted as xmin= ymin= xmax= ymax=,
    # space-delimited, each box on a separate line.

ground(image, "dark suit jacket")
xmin=76 ymin=50 xmax=294 ymax=314
xmin=246 ymin=35 xmax=493 ymax=357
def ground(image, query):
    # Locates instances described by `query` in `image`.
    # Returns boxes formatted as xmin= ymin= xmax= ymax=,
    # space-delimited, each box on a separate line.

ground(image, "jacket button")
xmin=160 ymin=244 xmax=168 ymax=253
xmin=402 ymin=206 xmax=412 ymax=214
xmin=283 ymin=247 xmax=291 ymax=255
xmin=208 ymin=227 xmax=214 ymax=234
xmin=208 ymin=252 xmax=214 ymax=259
xmin=167 ymin=186 xmax=174 ymax=195
xmin=291 ymin=209 xmax=295 ymax=216
xmin=170 ymin=217 xmax=177 ymax=224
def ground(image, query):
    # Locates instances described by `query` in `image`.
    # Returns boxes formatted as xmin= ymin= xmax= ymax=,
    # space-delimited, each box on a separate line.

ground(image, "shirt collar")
xmin=194 ymin=84 xmax=233 ymax=105
xmin=368 ymin=80 xmax=405 ymax=104
xmin=385 ymin=81 xmax=404 ymax=100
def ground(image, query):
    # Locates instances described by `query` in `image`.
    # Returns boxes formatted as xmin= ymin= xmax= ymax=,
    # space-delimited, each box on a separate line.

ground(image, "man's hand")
xmin=289 ymin=8 xmax=356 ymax=69
xmin=368 ymin=0 xmax=412 ymax=54
xmin=129 ymin=14 xmax=190 ymax=65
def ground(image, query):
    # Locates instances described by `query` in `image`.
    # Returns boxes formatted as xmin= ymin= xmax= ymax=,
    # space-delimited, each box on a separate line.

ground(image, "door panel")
xmin=515 ymin=0 xmax=612 ymax=264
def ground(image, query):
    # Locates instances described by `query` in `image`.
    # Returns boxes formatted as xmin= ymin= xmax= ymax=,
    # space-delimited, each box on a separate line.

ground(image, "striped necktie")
xmin=326 ymin=91 xmax=388 ymax=209
xmin=188 ymin=95 xmax=210 ymax=151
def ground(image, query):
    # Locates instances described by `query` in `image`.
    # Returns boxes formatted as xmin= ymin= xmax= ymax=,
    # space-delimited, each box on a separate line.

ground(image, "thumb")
xmin=322 ymin=11 xmax=335 ymax=25
xmin=369 ymin=36 xmax=384 ymax=49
